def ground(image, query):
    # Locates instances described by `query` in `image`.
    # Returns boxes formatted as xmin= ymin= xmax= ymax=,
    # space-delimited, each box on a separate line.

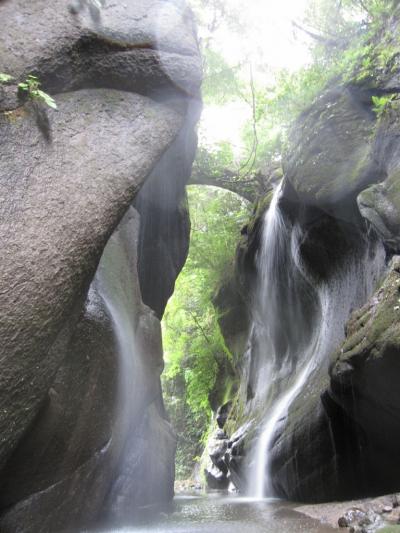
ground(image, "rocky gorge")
xmin=2 ymin=1 xmax=400 ymax=532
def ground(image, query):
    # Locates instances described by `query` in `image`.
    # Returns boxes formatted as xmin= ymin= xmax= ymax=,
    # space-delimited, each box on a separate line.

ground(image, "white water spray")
xmin=92 ymin=210 xmax=143 ymax=441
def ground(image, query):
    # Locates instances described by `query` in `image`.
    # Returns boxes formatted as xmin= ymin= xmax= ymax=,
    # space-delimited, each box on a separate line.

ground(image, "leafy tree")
xmin=162 ymin=186 xmax=249 ymax=478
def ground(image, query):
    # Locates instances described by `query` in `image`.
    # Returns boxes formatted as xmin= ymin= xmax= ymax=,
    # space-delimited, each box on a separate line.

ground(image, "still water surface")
xmin=104 ymin=493 xmax=334 ymax=533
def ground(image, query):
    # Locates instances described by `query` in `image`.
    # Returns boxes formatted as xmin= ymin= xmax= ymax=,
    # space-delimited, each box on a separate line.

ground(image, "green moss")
xmin=246 ymin=189 xmax=273 ymax=235
xmin=224 ymin=389 xmax=247 ymax=436
xmin=387 ymin=170 xmax=400 ymax=206
xmin=336 ymin=259 xmax=400 ymax=365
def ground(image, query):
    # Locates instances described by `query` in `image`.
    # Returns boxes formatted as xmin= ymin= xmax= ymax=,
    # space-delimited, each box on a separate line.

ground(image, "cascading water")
xmin=248 ymin=183 xmax=386 ymax=499
xmin=91 ymin=210 xmax=173 ymax=514
xmin=93 ymin=214 xmax=140 ymax=440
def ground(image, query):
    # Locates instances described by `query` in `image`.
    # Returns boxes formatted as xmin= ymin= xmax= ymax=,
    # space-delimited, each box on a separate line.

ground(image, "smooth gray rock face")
xmin=0 ymin=88 xmax=181 ymax=476
xmin=0 ymin=209 xmax=177 ymax=532
xmin=0 ymin=0 xmax=202 ymax=100
xmin=284 ymin=88 xmax=381 ymax=217
xmin=0 ymin=0 xmax=201 ymax=530
xmin=135 ymin=99 xmax=200 ymax=318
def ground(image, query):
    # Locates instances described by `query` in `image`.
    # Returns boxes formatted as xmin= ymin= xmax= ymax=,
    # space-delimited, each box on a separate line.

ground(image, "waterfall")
xmin=248 ymin=184 xmax=386 ymax=499
xmin=92 ymin=210 xmax=143 ymax=446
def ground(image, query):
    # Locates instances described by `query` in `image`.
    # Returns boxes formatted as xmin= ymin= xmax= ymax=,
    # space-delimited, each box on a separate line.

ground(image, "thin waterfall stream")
xmin=94 ymin=223 xmax=139 ymax=440
xmin=247 ymin=184 xmax=386 ymax=499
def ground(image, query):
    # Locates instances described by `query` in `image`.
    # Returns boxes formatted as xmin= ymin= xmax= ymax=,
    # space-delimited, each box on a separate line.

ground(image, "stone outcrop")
xmin=284 ymin=87 xmax=382 ymax=219
xmin=329 ymin=256 xmax=400 ymax=497
xmin=134 ymin=104 xmax=199 ymax=318
xmin=204 ymin=429 xmax=230 ymax=490
xmin=0 ymin=0 xmax=201 ymax=531
xmin=0 ymin=210 xmax=176 ymax=531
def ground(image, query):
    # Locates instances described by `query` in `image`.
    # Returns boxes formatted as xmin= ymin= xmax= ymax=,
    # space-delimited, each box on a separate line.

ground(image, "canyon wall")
xmin=0 ymin=1 xmax=201 ymax=531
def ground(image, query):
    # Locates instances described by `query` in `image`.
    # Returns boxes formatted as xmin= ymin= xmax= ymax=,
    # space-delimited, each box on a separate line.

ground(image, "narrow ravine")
xmin=2 ymin=1 xmax=400 ymax=532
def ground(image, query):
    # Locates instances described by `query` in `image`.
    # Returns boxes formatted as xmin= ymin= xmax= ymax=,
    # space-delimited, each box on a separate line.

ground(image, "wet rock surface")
xmin=0 ymin=0 xmax=202 ymax=100
xmin=328 ymin=256 xmax=400 ymax=496
xmin=284 ymin=87 xmax=381 ymax=217
xmin=204 ymin=429 xmax=230 ymax=490
xmin=357 ymin=100 xmax=400 ymax=252
xmin=296 ymin=493 xmax=400 ymax=532
xmin=0 ymin=0 xmax=201 ymax=531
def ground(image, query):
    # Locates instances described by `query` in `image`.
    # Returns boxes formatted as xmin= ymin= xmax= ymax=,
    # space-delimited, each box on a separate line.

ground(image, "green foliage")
xmin=202 ymin=49 xmax=244 ymax=105
xmin=192 ymin=0 xmax=400 ymax=194
xmin=371 ymin=94 xmax=395 ymax=117
xmin=350 ymin=0 xmax=400 ymax=19
xmin=162 ymin=186 xmax=249 ymax=478
xmin=194 ymin=141 xmax=235 ymax=180
xmin=18 ymin=75 xmax=57 ymax=110
xmin=192 ymin=0 xmax=400 ymax=201
xmin=0 ymin=73 xmax=14 ymax=83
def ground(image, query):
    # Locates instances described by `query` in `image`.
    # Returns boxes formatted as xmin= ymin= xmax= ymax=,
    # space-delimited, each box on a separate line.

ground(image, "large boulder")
xmin=0 ymin=209 xmax=177 ymax=532
xmin=358 ymin=171 xmax=400 ymax=251
xmin=0 ymin=0 xmax=201 ymax=530
xmin=0 ymin=0 xmax=201 ymax=99
xmin=0 ymin=85 xmax=180 ymax=478
xmin=134 ymin=101 xmax=200 ymax=318
xmin=283 ymin=87 xmax=382 ymax=218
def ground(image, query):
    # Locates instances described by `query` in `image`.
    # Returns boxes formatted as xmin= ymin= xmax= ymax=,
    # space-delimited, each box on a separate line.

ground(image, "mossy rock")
xmin=357 ymin=94 xmax=400 ymax=251
xmin=329 ymin=257 xmax=400 ymax=494
xmin=378 ymin=526 xmax=400 ymax=533
xmin=332 ymin=256 xmax=400 ymax=366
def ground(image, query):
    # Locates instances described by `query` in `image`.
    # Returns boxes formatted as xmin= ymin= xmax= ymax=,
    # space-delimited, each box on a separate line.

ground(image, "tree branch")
xmin=238 ymin=64 xmax=259 ymax=179
xmin=188 ymin=311 xmax=212 ymax=345
xmin=291 ymin=20 xmax=340 ymax=46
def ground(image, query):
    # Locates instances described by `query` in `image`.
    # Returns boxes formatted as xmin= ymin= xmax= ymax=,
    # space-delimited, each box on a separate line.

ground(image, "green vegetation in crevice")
xmin=371 ymin=94 xmax=397 ymax=117
xmin=17 ymin=75 xmax=57 ymax=110
xmin=162 ymin=186 xmax=250 ymax=480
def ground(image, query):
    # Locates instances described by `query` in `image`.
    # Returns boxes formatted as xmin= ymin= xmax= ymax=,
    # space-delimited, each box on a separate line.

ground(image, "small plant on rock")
xmin=18 ymin=75 xmax=57 ymax=110
xmin=371 ymin=94 xmax=396 ymax=118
